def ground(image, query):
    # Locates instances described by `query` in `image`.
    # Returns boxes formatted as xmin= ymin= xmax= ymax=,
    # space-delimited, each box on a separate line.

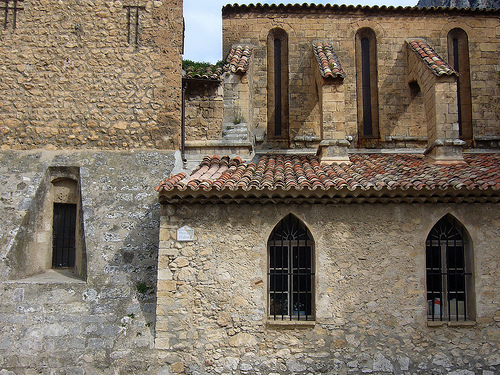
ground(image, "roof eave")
xmin=158 ymin=186 xmax=499 ymax=205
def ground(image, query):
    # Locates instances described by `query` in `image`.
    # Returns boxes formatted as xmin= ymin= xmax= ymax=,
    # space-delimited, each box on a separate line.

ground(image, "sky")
xmin=183 ymin=0 xmax=418 ymax=63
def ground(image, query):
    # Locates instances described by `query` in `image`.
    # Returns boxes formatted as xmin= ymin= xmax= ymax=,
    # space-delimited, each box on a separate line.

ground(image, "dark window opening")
xmin=361 ymin=37 xmax=373 ymax=136
xmin=448 ymin=28 xmax=472 ymax=140
xmin=1 ymin=0 xmax=24 ymax=30
xmin=409 ymin=81 xmax=421 ymax=99
xmin=356 ymin=28 xmax=379 ymax=140
xmin=268 ymin=214 xmax=314 ymax=321
xmin=452 ymin=37 xmax=462 ymax=134
xmin=52 ymin=203 xmax=77 ymax=268
xmin=274 ymin=37 xmax=282 ymax=137
xmin=426 ymin=216 xmax=473 ymax=322
xmin=267 ymin=28 xmax=289 ymax=140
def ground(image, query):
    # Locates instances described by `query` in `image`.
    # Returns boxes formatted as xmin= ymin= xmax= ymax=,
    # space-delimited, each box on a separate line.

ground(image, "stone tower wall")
xmin=0 ymin=0 xmax=183 ymax=150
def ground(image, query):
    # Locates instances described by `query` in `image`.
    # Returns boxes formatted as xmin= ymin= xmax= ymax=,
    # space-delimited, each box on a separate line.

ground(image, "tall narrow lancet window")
xmin=448 ymin=28 xmax=472 ymax=141
xmin=426 ymin=215 xmax=474 ymax=322
xmin=267 ymin=28 xmax=289 ymax=140
xmin=268 ymin=214 xmax=314 ymax=321
xmin=355 ymin=28 xmax=379 ymax=140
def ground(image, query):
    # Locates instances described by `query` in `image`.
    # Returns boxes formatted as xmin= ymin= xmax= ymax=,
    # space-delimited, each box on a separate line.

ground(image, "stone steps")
xmin=222 ymin=122 xmax=248 ymax=141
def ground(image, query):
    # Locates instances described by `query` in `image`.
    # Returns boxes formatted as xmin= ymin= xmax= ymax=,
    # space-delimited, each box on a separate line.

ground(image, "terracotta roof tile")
xmin=156 ymin=154 xmax=500 ymax=201
xmin=226 ymin=45 xmax=253 ymax=74
xmin=222 ymin=3 xmax=500 ymax=15
xmin=183 ymin=62 xmax=224 ymax=80
xmin=407 ymin=39 xmax=457 ymax=76
xmin=313 ymin=42 xmax=345 ymax=79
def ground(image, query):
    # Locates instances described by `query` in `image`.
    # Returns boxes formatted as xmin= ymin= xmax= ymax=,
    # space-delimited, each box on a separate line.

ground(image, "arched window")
xmin=267 ymin=28 xmax=289 ymax=140
xmin=355 ymin=28 xmax=379 ymax=140
xmin=448 ymin=28 xmax=472 ymax=141
xmin=426 ymin=215 xmax=474 ymax=322
xmin=268 ymin=214 xmax=314 ymax=321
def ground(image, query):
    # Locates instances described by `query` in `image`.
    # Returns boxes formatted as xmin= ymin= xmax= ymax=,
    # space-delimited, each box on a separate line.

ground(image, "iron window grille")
xmin=1 ymin=0 xmax=24 ymax=30
xmin=426 ymin=216 xmax=472 ymax=322
xmin=268 ymin=214 xmax=314 ymax=321
xmin=52 ymin=203 xmax=77 ymax=268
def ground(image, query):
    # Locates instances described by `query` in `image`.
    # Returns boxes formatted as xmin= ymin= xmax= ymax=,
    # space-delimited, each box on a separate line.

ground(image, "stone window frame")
xmin=425 ymin=214 xmax=475 ymax=327
xmin=355 ymin=27 xmax=380 ymax=141
xmin=267 ymin=214 xmax=315 ymax=324
xmin=50 ymin=175 xmax=86 ymax=278
xmin=447 ymin=28 xmax=472 ymax=142
xmin=5 ymin=166 xmax=87 ymax=281
xmin=267 ymin=27 xmax=290 ymax=141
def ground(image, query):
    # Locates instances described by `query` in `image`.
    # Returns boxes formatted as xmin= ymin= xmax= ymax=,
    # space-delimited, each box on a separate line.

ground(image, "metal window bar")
xmin=52 ymin=203 xmax=77 ymax=268
xmin=124 ymin=5 xmax=145 ymax=46
xmin=426 ymin=216 xmax=471 ymax=321
xmin=1 ymin=0 xmax=24 ymax=30
xmin=269 ymin=215 xmax=314 ymax=321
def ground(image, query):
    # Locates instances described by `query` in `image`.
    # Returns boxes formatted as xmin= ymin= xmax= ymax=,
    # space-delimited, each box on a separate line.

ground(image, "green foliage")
xmin=182 ymin=59 xmax=226 ymax=77
xmin=182 ymin=59 xmax=225 ymax=71
xmin=136 ymin=282 xmax=151 ymax=294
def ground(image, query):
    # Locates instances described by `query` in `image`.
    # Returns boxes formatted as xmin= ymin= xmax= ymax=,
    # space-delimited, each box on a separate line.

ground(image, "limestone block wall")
xmin=0 ymin=150 xmax=176 ymax=373
xmin=0 ymin=0 xmax=183 ymax=150
xmin=222 ymin=7 xmax=500 ymax=147
xmin=184 ymin=81 xmax=223 ymax=142
xmin=157 ymin=202 xmax=500 ymax=374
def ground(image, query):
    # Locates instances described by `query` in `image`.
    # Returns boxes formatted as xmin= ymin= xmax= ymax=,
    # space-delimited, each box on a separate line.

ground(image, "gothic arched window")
xmin=426 ymin=215 xmax=474 ymax=322
xmin=268 ymin=214 xmax=314 ymax=321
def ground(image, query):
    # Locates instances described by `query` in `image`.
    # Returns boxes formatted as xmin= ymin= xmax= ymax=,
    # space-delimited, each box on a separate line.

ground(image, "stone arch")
xmin=267 ymin=213 xmax=315 ymax=321
xmin=425 ymin=214 xmax=475 ymax=322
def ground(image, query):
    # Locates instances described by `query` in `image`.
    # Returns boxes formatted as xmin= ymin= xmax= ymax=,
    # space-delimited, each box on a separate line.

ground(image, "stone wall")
xmin=0 ymin=0 xmax=183 ymax=150
xmin=222 ymin=6 xmax=500 ymax=147
xmin=184 ymin=81 xmax=223 ymax=142
xmin=156 ymin=202 xmax=500 ymax=374
xmin=0 ymin=149 xmax=176 ymax=374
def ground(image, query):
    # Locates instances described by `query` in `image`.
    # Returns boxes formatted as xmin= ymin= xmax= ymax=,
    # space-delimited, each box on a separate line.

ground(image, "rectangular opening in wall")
xmin=52 ymin=203 xmax=77 ymax=268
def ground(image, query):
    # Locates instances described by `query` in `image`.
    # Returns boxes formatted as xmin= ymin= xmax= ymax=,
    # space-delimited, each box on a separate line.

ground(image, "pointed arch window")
xmin=426 ymin=215 xmax=474 ymax=322
xmin=448 ymin=28 xmax=472 ymax=141
xmin=268 ymin=214 xmax=314 ymax=321
xmin=355 ymin=27 xmax=379 ymax=139
xmin=267 ymin=28 xmax=289 ymax=140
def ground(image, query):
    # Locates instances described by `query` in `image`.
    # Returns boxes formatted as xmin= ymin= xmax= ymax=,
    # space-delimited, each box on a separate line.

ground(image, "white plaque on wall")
xmin=177 ymin=226 xmax=194 ymax=241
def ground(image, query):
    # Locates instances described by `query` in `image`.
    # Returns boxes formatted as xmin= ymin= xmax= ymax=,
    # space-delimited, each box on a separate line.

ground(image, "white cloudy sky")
xmin=183 ymin=0 xmax=418 ymax=63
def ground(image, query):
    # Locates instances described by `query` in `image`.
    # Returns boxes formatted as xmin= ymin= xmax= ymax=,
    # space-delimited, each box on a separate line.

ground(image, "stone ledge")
xmin=266 ymin=319 xmax=315 ymax=329
xmin=3 ymin=269 xmax=86 ymax=284
xmin=427 ymin=320 xmax=476 ymax=328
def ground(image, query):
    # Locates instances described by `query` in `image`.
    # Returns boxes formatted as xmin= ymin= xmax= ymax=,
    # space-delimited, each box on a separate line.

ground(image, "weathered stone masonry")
xmin=0 ymin=0 xmax=183 ymax=150
xmin=0 ymin=150 xmax=176 ymax=373
xmin=156 ymin=202 xmax=500 ymax=374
